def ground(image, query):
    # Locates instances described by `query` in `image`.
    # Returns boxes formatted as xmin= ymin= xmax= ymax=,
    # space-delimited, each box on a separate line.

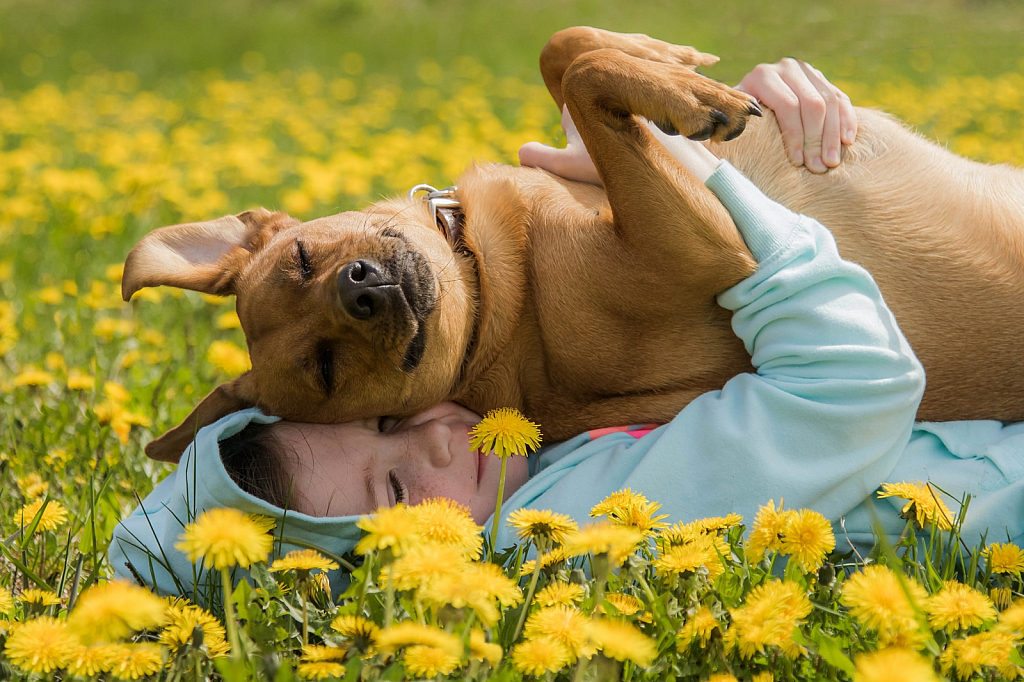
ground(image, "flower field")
xmin=3 ymin=4 xmax=1024 ymax=678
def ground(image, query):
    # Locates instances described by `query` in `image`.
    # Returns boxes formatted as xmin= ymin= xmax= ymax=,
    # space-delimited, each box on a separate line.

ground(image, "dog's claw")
xmin=748 ymin=103 xmax=763 ymax=117
xmin=686 ymin=126 xmax=715 ymax=142
xmin=655 ymin=119 xmax=680 ymax=136
xmin=723 ymin=120 xmax=748 ymax=142
xmin=710 ymin=110 xmax=730 ymax=126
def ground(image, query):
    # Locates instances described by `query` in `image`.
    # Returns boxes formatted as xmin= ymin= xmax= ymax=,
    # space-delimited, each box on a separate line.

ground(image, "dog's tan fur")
xmin=123 ymin=28 xmax=1024 ymax=462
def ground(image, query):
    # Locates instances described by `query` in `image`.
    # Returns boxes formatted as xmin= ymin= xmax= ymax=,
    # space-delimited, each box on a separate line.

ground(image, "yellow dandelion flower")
xmin=418 ymin=561 xmax=522 ymax=626
xmin=246 ymin=513 xmax=277 ymax=533
xmin=752 ymin=673 xmax=774 ymax=682
xmin=17 ymin=473 xmax=49 ymax=500
xmin=330 ymin=615 xmax=379 ymax=655
xmin=940 ymin=631 xmax=1021 ymax=680
xmin=19 ymin=588 xmax=62 ymax=606
xmin=298 ymin=661 xmax=345 ymax=680
xmin=511 ymin=637 xmax=571 ymax=675
xmin=746 ymin=499 xmax=795 ymax=559
xmin=107 ymin=643 xmax=164 ymax=679
xmin=926 ymin=581 xmax=997 ymax=632
xmin=602 ymin=593 xmax=643 ymax=617
xmin=175 ymin=507 xmax=274 ymax=569
xmin=779 ymin=509 xmax=835 ymax=572
xmin=215 ymin=310 xmax=241 ymax=329
xmin=389 ymin=542 xmax=468 ymax=592
xmin=403 ymin=644 xmax=461 ymax=677
xmin=728 ymin=580 xmax=811 ymax=659
xmin=878 ymin=481 xmax=953 ymax=531
xmin=270 ymin=549 xmax=339 ymax=575
xmin=995 ymin=600 xmax=1024 ymax=633
xmin=986 ymin=543 xmax=1024 ymax=575
xmin=535 ymin=581 xmax=585 ymax=608
xmin=207 ymin=340 xmax=251 ymax=375
xmin=585 ymin=618 xmax=657 ymax=666
xmin=0 ymin=587 xmax=13 ymax=614
xmin=562 ymin=522 xmax=645 ymax=565
xmin=410 ymin=498 xmax=484 ymax=557
xmin=66 ymin=370 xmax=95 ymax=391
xmin=523 ymin=605 xmax=590 ymax=660
xmin=708 ymin=675 xmax=739 ymax=682
xmin=654 ymin=534 xmax=725 ymax=579
xmin=355 ymin=504 xmax=418 ymax=555
xmin=105 ymin=263 xmax=125 ymax=282
xmin=841 ymin=565 xmax=927 ymax=639
xmin=38 ymin=286 xmax=63 ymax=305
xmin=665 ymin=514 xmax=743 ymax=542
xmin=375 ymin=622 xmax=462 ymax=657
xmin=67 ymin=644 xmax=120 ymax=677
xmin=4 ymin=617 xmax=77 ymax=673
xmin=104 ymin=381 xmax=131 ymax=402
xmin=508 ymin=508 xmax=579 ymax=544
xmin=469 ymin=407 xmax=541 ymax=458
xmin=677 ymin=605 xmax=720 ymax=649
xmin=851 ymin=647 xmax=937 ymax=675
xmin=590 ymin=488 xmax=649 ymax=519
xmin=610 ymin=498 xmax=671 ymax=537
xmin=13 ymin=369 xmax=55 ymax=387
xmin=469 ymin=629 xmax=502 ymax=665
xmin=161 ymin=601 xmax=229 ymax=657
xmin=302 ymin=644 xmax=346 ymax=662
xmin=68 ymin=580 xmax=168 ymax=643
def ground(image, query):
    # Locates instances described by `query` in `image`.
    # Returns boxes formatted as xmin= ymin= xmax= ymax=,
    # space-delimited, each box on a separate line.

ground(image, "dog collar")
xmin=408 ymin=184 xmax=465 ymax=246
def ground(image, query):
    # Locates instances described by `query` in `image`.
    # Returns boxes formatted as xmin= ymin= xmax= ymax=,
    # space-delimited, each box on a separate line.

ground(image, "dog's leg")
xmin=540 ymin=27 xmax=719 ymax=111
xmin=561 ymin=48 xmax=760 ymax=294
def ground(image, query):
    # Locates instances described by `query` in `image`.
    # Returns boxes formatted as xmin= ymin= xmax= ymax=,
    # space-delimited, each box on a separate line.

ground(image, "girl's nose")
xmin=418 ymin=420 xmax=453 ymax=469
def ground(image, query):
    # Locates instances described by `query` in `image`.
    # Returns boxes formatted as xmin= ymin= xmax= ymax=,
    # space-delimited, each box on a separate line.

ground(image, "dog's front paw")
xmin=655 ymin=78 xmax=762 ymax=143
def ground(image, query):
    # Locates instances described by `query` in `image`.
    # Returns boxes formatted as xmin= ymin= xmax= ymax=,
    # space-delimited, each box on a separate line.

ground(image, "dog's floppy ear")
xmin=145 ymin=378 xmax=255 ymax=463
xmin=121 ymin=208 xmax=297 ymax=301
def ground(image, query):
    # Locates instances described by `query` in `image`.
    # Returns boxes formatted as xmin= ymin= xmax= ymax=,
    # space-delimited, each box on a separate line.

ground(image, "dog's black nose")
xmin=338 ymin=260 xmax=388 ymax=320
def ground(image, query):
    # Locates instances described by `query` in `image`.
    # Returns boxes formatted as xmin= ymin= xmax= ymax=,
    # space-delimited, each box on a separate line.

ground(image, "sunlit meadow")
xmin=3 ymin=4 xmax=1024 ymax=679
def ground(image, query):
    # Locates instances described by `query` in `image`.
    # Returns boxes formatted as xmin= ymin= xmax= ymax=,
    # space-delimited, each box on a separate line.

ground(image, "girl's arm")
xmin=494 ymin=163 xmax=925 ymax=543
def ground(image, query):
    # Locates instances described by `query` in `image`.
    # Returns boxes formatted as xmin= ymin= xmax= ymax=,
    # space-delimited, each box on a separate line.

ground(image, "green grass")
xmin=0 ymin=0 xmax=1022 ymax=93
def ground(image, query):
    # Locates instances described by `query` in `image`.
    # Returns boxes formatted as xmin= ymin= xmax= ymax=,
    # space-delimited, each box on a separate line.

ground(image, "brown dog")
xmin=123 ymin=28 xmax=1024 ymax=463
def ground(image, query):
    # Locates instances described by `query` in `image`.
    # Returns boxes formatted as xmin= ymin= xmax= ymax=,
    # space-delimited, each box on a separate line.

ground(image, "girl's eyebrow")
xmin=363 ymin=466 xmax=378 ymax=511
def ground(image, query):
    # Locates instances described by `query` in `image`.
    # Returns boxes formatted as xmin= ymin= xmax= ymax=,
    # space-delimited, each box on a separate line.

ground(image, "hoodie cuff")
xmin=704 ymin=160 xmax=801 ymax=262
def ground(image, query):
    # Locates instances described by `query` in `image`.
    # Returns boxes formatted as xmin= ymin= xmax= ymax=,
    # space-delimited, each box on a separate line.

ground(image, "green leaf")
xmin=810 ymin=626 xmax=855 ymax=676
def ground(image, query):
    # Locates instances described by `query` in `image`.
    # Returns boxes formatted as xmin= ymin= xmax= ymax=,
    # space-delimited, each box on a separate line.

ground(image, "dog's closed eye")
xmin=296 ymin=239 xmax=313 ymax=280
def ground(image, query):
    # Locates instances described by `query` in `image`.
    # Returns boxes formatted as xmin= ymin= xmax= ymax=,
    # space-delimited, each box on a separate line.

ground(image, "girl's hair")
xmin=218 ymin=421 xmax=294 ymax=509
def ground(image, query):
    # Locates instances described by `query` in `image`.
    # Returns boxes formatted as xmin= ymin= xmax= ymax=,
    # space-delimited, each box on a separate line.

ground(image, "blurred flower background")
xmin=0 ymin=0 xmax=1022 ymax=679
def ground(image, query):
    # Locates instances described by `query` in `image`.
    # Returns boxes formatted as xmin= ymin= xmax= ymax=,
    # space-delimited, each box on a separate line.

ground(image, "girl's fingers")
xmin=838 ymin=88 xmax=858 ymax=145
xmin=518 ymin=141 xmax=603 ymax=186
xmin=776 ymin=58 xmax=828 ymax=173
xmin=798 ymin=62 xmax=842 ymax=168
xmin=736 ymin=66 xmax=806 ymax=166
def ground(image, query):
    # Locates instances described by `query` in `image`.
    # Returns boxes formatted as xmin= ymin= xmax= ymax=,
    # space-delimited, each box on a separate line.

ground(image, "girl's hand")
xmin=518 ymin=104 xmax=721 ymax=187
xmin=735 ymin=59 xmax=858 ymax=173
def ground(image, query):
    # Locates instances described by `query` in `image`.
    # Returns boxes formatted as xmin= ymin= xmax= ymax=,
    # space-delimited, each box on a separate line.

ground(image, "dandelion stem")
xmin=300 ymin=578 xmax=309 ymax=647
xmin=490 ymin=455 xmax=509 ymax=550
xmin=513 ymin=538 xmax=547 ymax=641
xmin=220 ymin=568 xmax=242 ymax=659
xmin=383 ymin=564 xmax=396 ymax=626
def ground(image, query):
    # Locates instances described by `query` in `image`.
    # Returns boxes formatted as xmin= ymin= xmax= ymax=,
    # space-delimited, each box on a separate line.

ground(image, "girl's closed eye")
xmin=378 ymin=416 xmax=400 ymax=433
xmin=388 ymin=470 xmax=406 ymax=505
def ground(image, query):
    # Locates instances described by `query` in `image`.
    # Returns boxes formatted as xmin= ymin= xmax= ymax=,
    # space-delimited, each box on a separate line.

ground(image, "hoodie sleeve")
xmin=492 ymin=161 xmax=926 ymax=546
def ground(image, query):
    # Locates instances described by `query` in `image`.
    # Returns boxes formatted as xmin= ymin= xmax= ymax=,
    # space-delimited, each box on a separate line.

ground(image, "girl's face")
xmin=272 ymin=402 xmax=531 ymax=524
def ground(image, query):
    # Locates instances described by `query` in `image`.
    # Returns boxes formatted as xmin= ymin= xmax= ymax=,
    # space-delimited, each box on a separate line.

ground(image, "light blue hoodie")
xmin=112 ymin=162 xmax=1024 ymax=596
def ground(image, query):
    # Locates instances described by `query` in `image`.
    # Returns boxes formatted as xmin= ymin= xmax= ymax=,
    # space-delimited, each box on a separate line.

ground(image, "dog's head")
xmin=123 ymin=196 xmax=485 ymax=462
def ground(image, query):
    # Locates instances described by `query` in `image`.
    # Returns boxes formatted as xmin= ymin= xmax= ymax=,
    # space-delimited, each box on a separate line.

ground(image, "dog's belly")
xmin=715 ymin=109 xmax=1024 ymax=423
